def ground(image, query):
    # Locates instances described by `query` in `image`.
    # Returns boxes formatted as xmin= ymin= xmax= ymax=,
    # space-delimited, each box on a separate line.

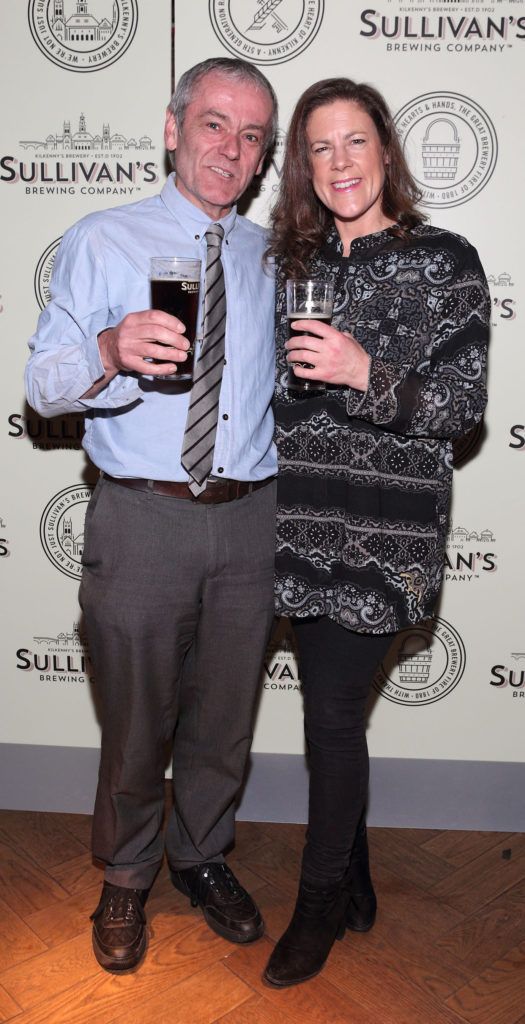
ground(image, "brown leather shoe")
xmin=91 ymin=882 xmax=148 ymax=972
xmin=170 ymin=862 xmax=264 ymax=943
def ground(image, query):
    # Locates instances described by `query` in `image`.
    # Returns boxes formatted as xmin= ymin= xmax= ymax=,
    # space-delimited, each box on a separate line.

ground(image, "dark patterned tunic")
xmin=274 ymin=224 xmax=490 ymax=634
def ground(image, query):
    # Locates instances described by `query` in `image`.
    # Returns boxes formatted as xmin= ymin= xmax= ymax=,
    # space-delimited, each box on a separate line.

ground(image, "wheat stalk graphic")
xmin=247 ymin=0 xmax=287 ymax=33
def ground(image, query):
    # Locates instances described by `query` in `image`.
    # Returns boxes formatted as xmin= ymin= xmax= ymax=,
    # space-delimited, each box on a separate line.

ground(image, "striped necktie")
xmin=182 ymin=223 xmax=226 ymax=495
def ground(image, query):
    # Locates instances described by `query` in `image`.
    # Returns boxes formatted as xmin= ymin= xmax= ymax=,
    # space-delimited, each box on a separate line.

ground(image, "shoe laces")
xmin=105 ymin=888 xmax=140 ymax=924
xmin=200 ymin=864 xmax=241 ymax=901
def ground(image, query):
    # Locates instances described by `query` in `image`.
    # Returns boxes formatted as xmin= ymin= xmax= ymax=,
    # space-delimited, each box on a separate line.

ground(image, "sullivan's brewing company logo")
xmin=445 ymin=522 xmax=497 ymax=583
xmin=28 ymin=0 xmax=138 ymax=72
xmin=8 ymin=411 xmax=84 ymax=450
xmin=40 ymin=485 xmax=93 ymax=578
xmin=16 ymin=622 xmax=93 ymax=684
xmin=490 ymin=651 xmax=525 ymax=702
xmin=1 ymin=111 xmax=157 ymax=198
xmin=488 ymin=271 xmax=517 ymax=328
xmin=395 ymin=92 xmax=497 ymax=208
xmin=373 ymin=617 xmax=466 ymax=706
xmin=359 ymin=8 xmax=525 ymax=54
xmin=209 ymin=0 xmax=324 ymax=65
xmin=263 ymin=618 xmax=300 ymax=691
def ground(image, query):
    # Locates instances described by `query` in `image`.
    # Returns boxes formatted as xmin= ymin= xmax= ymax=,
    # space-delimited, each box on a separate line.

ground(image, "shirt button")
xmin=194 ymin=234 xmax=200 ymax=240
xmin=223 ymin=358 xmax=227 ymax=365
xmin=222 ymin=413 xmax=229 ymax=420
xmin=217 ymin=466 xmax=224 ymax=474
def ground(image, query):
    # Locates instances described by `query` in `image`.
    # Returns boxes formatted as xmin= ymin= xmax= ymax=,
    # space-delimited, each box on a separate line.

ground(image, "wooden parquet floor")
xmin=0 ymin=809 xmax=524 ymax=1024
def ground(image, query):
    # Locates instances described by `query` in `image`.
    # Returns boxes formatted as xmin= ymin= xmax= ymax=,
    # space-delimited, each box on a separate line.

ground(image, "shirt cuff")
xmin=345 ymin=358 xmax=399 ymax=423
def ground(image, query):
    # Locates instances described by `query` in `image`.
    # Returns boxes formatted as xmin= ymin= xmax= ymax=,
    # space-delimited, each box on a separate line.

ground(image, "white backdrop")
xmin=1 ymin=0 xmax=171 ymax=749
xmin=1 ymin=1 xmax=524 ymax=817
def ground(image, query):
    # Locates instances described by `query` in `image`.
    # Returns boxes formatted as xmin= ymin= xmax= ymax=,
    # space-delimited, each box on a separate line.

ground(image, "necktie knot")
xmin=205 ymin=224 xmax=225 ymax=251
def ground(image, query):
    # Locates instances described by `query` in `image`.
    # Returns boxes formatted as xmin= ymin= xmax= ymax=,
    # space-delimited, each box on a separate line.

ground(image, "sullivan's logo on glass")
xmin=395 ymin=92 xmax=497 ymax=208
xmin=28 ymin=0 xmax=138 ymax=72
xmin=40 ymin=485 xmax=93 ymax=578
xmin=373 ymin=617 xmax=466 ymax=706
xmin=1 ymin=111 xmax=157 ymax=198
xmin=209 ymin=0 xmax=324 ymax=65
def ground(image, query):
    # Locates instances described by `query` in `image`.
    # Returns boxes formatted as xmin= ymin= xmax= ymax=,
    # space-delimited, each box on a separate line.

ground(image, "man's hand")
xmin=286 ymin=320 xmax=371 ymax=392
xmin=81 ymin=310 xmax=191 ymax=398
xmin=99 ymin=310 xmax=190 ymax=377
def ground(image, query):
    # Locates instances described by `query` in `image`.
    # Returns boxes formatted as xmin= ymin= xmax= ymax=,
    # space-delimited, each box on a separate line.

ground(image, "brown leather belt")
xmin=101 ymin=472 xmax=274 ymax=504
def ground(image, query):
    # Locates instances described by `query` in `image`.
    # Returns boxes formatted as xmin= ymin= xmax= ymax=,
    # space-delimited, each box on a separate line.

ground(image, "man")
xmin=25 ymin=57 xmax=278 ymax=972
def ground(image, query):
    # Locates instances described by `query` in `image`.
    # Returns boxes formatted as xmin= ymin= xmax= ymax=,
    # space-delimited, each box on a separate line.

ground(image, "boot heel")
xmin=336 ymin=918 xmax=346 ymax=941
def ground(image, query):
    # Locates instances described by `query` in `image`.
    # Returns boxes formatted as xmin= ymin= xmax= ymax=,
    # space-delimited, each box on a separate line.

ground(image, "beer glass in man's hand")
xmin=150 ymin=257 xmax=201 ymax=380
xmin=286 ymin=279 xmax=334 ymax=392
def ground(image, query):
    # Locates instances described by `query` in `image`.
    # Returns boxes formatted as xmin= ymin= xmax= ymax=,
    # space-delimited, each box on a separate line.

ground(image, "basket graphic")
xmin=398 ymin=635 xmax=433 ymax=687
xmin=421 ymin=118 xmax=460 ymax=181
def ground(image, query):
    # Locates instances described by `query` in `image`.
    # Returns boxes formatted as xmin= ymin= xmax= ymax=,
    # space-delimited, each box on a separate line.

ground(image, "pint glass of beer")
xmin=150 ymin=257 xmax=201 ymax=380
xmin=286 ymin=279 xmax=334 ymax=392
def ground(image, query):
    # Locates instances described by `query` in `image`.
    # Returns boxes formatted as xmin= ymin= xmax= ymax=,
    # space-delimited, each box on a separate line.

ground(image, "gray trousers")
xmin=79 ymin=475 xmax=276 ymax=889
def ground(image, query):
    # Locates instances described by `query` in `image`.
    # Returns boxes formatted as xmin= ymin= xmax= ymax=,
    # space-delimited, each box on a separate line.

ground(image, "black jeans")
xmin=293 ymin=616 xmax=394 ymax=887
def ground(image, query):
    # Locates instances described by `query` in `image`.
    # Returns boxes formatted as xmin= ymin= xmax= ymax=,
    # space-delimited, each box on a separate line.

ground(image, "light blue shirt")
xmin=25 ymin=175 xmax=277 ymax=481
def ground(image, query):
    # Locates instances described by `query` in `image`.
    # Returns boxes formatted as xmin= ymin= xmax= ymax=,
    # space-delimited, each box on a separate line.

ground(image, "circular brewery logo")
xmin=28 ymin=0 xmax=138 ymax=73
xmin=373 ymin=616 xmax=466 ymax=706
xmin=209 ymin=0 xmax=324 ymax=65
xmin=34 ymin=237 xmax=61 ymax=310
xmin=395 ymin=92 xmax=497 ymax=208
xmin=40 ymin=485 xmax=93 ymax=579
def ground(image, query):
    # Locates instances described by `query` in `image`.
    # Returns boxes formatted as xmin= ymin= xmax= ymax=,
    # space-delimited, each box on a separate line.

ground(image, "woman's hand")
xmin=286 ymin=320 xmax=371 ymax=391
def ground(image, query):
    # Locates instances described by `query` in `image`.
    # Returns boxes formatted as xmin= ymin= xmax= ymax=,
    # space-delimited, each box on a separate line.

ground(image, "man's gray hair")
xmin=169 ymin=57 xmax=278 ymax=150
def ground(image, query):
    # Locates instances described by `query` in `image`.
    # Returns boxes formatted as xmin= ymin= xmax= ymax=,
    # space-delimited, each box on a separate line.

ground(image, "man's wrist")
xmin=97 ymin=328 xmax=119 ymax=376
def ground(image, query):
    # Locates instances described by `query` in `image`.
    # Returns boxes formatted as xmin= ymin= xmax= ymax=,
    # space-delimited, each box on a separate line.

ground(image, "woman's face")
xmin=306 ymin=99 xmax=391 ymax=242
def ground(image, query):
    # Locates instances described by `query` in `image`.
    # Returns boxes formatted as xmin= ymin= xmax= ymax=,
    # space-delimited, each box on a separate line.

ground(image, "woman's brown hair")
xmin=269 ymin=78 xmax=424 ymax=278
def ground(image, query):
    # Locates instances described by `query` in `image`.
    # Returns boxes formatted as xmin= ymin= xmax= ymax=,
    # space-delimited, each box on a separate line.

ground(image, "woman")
xmin=264 ymin=79 xmax=490 ymax=988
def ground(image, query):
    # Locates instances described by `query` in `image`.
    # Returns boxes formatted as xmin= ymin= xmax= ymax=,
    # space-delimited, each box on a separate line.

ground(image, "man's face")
xmin=165 ymin=71 xmax=273 ymax=220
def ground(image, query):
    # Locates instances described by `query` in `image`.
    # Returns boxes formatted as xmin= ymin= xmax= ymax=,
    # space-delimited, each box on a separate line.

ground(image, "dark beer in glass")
xmin=149 ymin=257 xmax=201 ymax=380
xmin=285 ymin=279 xmax=334 ymax=392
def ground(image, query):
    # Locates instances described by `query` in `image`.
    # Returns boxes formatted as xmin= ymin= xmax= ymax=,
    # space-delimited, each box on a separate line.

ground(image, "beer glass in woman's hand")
xmin=286 ymin=279 xmax=334 ymax=392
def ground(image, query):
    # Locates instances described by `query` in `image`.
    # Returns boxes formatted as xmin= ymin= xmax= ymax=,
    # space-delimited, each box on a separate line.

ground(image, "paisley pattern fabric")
xmin=274 ymin=224 xmax=490 ymax=634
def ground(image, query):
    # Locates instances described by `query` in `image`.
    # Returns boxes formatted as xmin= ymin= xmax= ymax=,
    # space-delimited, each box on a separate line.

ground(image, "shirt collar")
xmin=324 ymin=223 xmax=401 ymax=257
xmin=160 ymin=173 xmax=237 ymax=241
